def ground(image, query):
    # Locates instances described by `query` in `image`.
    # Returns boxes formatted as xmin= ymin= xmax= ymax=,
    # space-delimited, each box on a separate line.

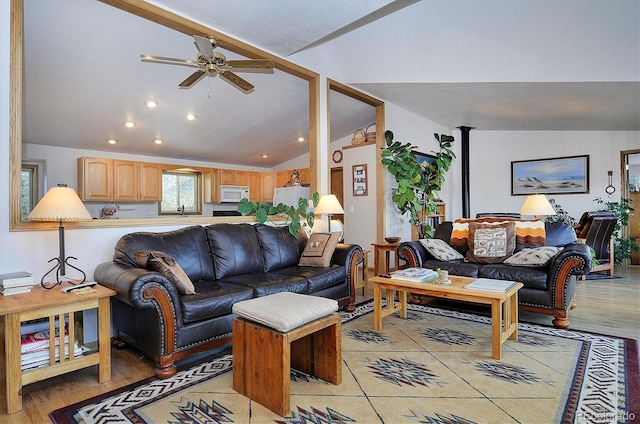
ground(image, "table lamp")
xmin=519 ymin=194 xmax=556 ymax=219
xmin=27 ymin=184 xmax=93 ymax=288
xmin=314 ymin=194 xmax=344 ymax=237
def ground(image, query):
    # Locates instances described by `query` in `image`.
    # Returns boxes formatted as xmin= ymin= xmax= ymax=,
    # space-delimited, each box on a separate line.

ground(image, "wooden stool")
xmin=232 ymin=293 xmax=342 ymax=416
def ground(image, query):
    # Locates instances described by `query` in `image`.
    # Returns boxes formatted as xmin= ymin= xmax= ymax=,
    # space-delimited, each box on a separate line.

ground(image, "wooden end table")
xmin=371 ymin=242 xmax=400 ymax=276
xmin=369 ymin=275 xmax=522 ymax=360
xmin=0 ymin=284 xmax=115 ymax=414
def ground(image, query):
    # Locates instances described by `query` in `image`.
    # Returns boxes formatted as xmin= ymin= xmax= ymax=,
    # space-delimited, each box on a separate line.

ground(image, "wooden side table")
xmin=0 ymin=284 xmax=115 ymax=414
xmin=372 ymin=242 xmax=400 ymax=276
xmin=354 ymin=249 xmax=371 ymax=295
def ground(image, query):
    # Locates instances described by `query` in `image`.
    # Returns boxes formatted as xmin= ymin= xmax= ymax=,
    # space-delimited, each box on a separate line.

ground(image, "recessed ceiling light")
xmin=153 ymin=138 xmax=163 ymax=145
xmin=145 ymin=100 xmax=158 ymax=108
xmin=186 ymin=114 xmax=196 ymax=121
xmin=298 ymin=137 xmax=305 ymax=142
xmin=107 ymin=138 xmax=117 ymax=145
xmin=125 ymin=121 xmax=136 ymax=128
xmin=261 ymin=153 xmax=268 ymax=159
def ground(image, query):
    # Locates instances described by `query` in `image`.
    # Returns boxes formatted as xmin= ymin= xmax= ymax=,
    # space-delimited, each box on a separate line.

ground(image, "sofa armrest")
xmin=548 ymin=242 xmax=592 ymax=278
xmin=398 ymin=240 xmax=436 ymax=268
xmin=94 ymin=262 xmax=182 ymax=318
xmin=331 ymin=243 xmax=364 ymax=312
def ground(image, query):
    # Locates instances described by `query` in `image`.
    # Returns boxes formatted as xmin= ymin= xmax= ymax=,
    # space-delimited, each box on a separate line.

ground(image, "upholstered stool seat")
xmin=231 ymin=292 xmax=342 ymax=416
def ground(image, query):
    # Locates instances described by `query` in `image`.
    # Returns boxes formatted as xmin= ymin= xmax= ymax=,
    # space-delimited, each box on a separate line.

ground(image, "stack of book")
xmin=21 ymin=327 xmax=86 ymax=371
xmin=391 ymin=267 xmax=438 ymax=283
xmin=0 ymin=271 xmax=34 ymax=295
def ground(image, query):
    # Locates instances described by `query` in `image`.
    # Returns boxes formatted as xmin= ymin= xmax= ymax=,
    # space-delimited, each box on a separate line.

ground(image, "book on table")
xmin=0 ymin=271 xmax=33 ymax=288
xmin=1 ymin=286 xmax=33 ymax=296
xmin=391 ymin=267 xmax=438 ymax=283
xmin=465 ymin=278 xmax=518 ymax=292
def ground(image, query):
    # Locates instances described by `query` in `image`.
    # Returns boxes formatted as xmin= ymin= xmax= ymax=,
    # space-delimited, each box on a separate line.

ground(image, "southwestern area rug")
xmin=51 ymin=302 xmax=639 ymax=424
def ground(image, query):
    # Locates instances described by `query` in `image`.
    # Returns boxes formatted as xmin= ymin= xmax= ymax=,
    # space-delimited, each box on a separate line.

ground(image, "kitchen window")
xmin=160 ymin=171 xmax=201 ymax=215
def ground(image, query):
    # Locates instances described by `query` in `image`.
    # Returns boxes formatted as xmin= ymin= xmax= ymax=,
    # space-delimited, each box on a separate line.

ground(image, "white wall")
xmin=468 ymin=131 xmax=640 ymax=221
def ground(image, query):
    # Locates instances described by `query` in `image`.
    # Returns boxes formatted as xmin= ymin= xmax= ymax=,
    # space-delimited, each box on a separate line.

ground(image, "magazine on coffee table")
xmin=391 ymin=268 xmax=438 ymax=283
xmin=465 ymin=278 xmax=518 ymax=292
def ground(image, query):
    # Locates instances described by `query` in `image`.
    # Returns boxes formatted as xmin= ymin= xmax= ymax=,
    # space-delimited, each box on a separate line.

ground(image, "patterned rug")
xmin=50 ymin=302 xmax=639 ymax=424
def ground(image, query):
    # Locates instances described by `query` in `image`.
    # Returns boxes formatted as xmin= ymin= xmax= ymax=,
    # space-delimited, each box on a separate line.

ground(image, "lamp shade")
xmin=314 ymin=194 xmax=344 ymax=215
xmin=27 ymin=186 xmax=93 ymax=222
xmin=519 ymin=194 xmax=556 ymax=217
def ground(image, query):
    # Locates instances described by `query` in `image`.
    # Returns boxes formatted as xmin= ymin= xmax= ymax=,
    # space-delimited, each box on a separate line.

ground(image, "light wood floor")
xmin=2 ymin=265 xmax=638 ymax=423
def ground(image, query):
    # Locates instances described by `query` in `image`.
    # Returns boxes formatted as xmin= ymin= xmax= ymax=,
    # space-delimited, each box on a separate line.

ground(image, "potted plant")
xmin=381 ymin=130 xmax=455 ymax=239
xmin=237 ymin=192 xmax=320 ymax=238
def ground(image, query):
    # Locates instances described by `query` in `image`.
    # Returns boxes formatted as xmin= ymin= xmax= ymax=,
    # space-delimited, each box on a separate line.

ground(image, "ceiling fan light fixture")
xmin=125 ymin=120 xmax=136 ymax=128
xmin=153 ymin=138 xmax=163 ymax=145
xmin=145 ymin=100 xmax=158 ymax=108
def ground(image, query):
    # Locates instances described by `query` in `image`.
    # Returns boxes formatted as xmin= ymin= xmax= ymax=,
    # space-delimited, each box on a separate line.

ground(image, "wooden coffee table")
xmin=369 ymin=275 xmax=523 ymax=360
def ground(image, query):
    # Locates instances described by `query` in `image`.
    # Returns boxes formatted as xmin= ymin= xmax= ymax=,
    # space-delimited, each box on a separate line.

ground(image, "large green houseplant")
xmin=237 ymin=192 xmax=320 ymax=238
xmin=381 ymin=130 xmax=455 ymax=239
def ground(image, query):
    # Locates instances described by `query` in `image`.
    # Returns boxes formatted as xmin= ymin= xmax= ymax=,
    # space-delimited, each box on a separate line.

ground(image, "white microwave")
xmin=220 ymin=185 xmax=249 ymax=203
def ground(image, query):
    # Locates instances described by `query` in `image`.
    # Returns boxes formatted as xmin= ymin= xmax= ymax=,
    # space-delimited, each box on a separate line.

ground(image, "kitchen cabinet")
xmin=275 ymin=171 xmax=288 ymax=188
xmin=247 ymin=172 xmax=261 ymax=201
xmin=77 ymin=157 xmax=161 ymax=202
xmin=260 ymin=173 xmax=276 ymax=202
xmin=298 ymin=167 xmax=311 ymax=185
xmin=77 ymin=157 xmax=112 ymax=201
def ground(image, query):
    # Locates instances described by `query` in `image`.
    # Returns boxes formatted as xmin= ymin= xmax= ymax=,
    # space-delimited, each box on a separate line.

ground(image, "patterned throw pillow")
xmin=419 ymin=238 xmax=464 ymax=261
xmin=298 ymin=232 xmax=341 ymax=267
xmin=451 ymin=218 xmax=546 ymax=251
xmin=504 ymin=246 xmax=562 ymax=267
xmin=466 ymin=221 xmax=516 ymax=264
xmin=134 ymin=251 xmax=196 ymax=295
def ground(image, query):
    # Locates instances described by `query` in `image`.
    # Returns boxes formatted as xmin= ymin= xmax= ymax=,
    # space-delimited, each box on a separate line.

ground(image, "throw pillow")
xmin=504 ymin=246 xmax=562 ymax=267
xmin=134 ymin=251 xmax=196 ymax=295
xmin=466 ymin=221 xmax=516 ymax=264
xmin=298 ymin=232 xmax=341 ymax=267
xmin=419 ymin=238 xmax=464 ymax=261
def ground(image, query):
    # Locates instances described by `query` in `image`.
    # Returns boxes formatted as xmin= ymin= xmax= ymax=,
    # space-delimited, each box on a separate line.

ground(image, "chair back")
xmin=576 ymin=211 xmax=618 ymax=262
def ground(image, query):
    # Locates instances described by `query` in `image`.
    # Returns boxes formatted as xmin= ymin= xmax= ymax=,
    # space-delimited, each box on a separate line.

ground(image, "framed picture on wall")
xmin=352 ymin=164 xmax=368 ymax=196
xmin=511 ymin=155 xmax=590 ymax=195
xmin=413 ymin=150 xmax=437 ymax=174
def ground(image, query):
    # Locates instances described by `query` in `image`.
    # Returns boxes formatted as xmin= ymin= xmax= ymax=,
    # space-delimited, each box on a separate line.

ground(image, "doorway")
xmin=330 ymin=167 xmax=344 ymax=223
xmin=621 ymin=149 xmax=640 ymax=265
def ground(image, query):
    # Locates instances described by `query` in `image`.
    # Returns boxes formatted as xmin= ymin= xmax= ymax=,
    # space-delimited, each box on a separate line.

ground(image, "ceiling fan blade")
xmin=141 ymin=54 xmax=199 ymax=67
xmin=220 ymin=71 xmax=254 ymax=92
xmin=179 ymin=70 xmax=207 ymax=88
xmin=193 ymin=35 xmax=214 ymax=59
xmin=226 ymin=59 xmax=274 ymax=70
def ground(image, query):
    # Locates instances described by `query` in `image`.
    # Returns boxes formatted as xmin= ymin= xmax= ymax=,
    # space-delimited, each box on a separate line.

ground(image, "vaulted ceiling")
xmin=22 ymin=0 xmax=639 ymax=169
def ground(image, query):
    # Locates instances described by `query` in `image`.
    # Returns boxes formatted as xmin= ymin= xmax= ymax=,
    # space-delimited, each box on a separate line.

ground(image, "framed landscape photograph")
xmin=413 ymin=150 xmax=437 ymax=173
xmin=511 ymin=155 xmax=589 ymax=195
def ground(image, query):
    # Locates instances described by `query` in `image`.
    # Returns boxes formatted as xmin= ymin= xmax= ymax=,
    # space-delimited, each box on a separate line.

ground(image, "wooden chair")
xmin=575 ymin=211 xmax=618 ymax=277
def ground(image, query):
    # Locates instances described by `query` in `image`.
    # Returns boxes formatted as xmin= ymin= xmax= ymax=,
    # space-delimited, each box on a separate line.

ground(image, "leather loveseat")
xmin=397 ymin=218 xmax=592 ymax=329
xmin=95 ymin=223 xmax=363 ymax=378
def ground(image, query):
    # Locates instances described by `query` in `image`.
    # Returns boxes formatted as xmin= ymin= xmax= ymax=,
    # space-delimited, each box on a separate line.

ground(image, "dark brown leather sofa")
xmin=95 ymin=223 xmax=363 ymax=378
xmin=398 ymin=220 xmax=592 ymax=329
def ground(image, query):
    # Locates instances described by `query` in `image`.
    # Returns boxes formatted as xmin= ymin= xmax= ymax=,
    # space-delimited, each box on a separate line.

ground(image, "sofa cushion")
xmin=114 ymin=225 xmax=215 ymax=281
xmin=419 ymin=238 xmax=464 ymax=261
xmin=134 ymin=251 xmax=196 ymax=295
xmin=205 ymin=223 xmax=264 ymax=279
xmin=466 ymin=221 xmax=516 ymax=264
xmin=423 ymin=260 xmax=482 ymax=278
xmin=545 ymin=222 xmax=577 ymax=247
xmin=254 ymin=224 xmax=306 ymax=272
xmin=504 ymin=246 xmax=562 ymax=267
xmin=219 ymin=273 xmax=309 ymax=297
xmin=299 ymin=232 xmax=340 ymax=267
xmin=274 ymin=264 xmax=346 ymax=293
xmin=478 ymin=264 xmax=548 ymax=291
xmin=181 ymin=281 xmax=254 ymax=323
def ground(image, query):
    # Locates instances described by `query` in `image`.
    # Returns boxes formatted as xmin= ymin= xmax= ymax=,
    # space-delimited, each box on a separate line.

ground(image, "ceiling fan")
xmin=141 ymin=35 xmax=274 ymax=92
